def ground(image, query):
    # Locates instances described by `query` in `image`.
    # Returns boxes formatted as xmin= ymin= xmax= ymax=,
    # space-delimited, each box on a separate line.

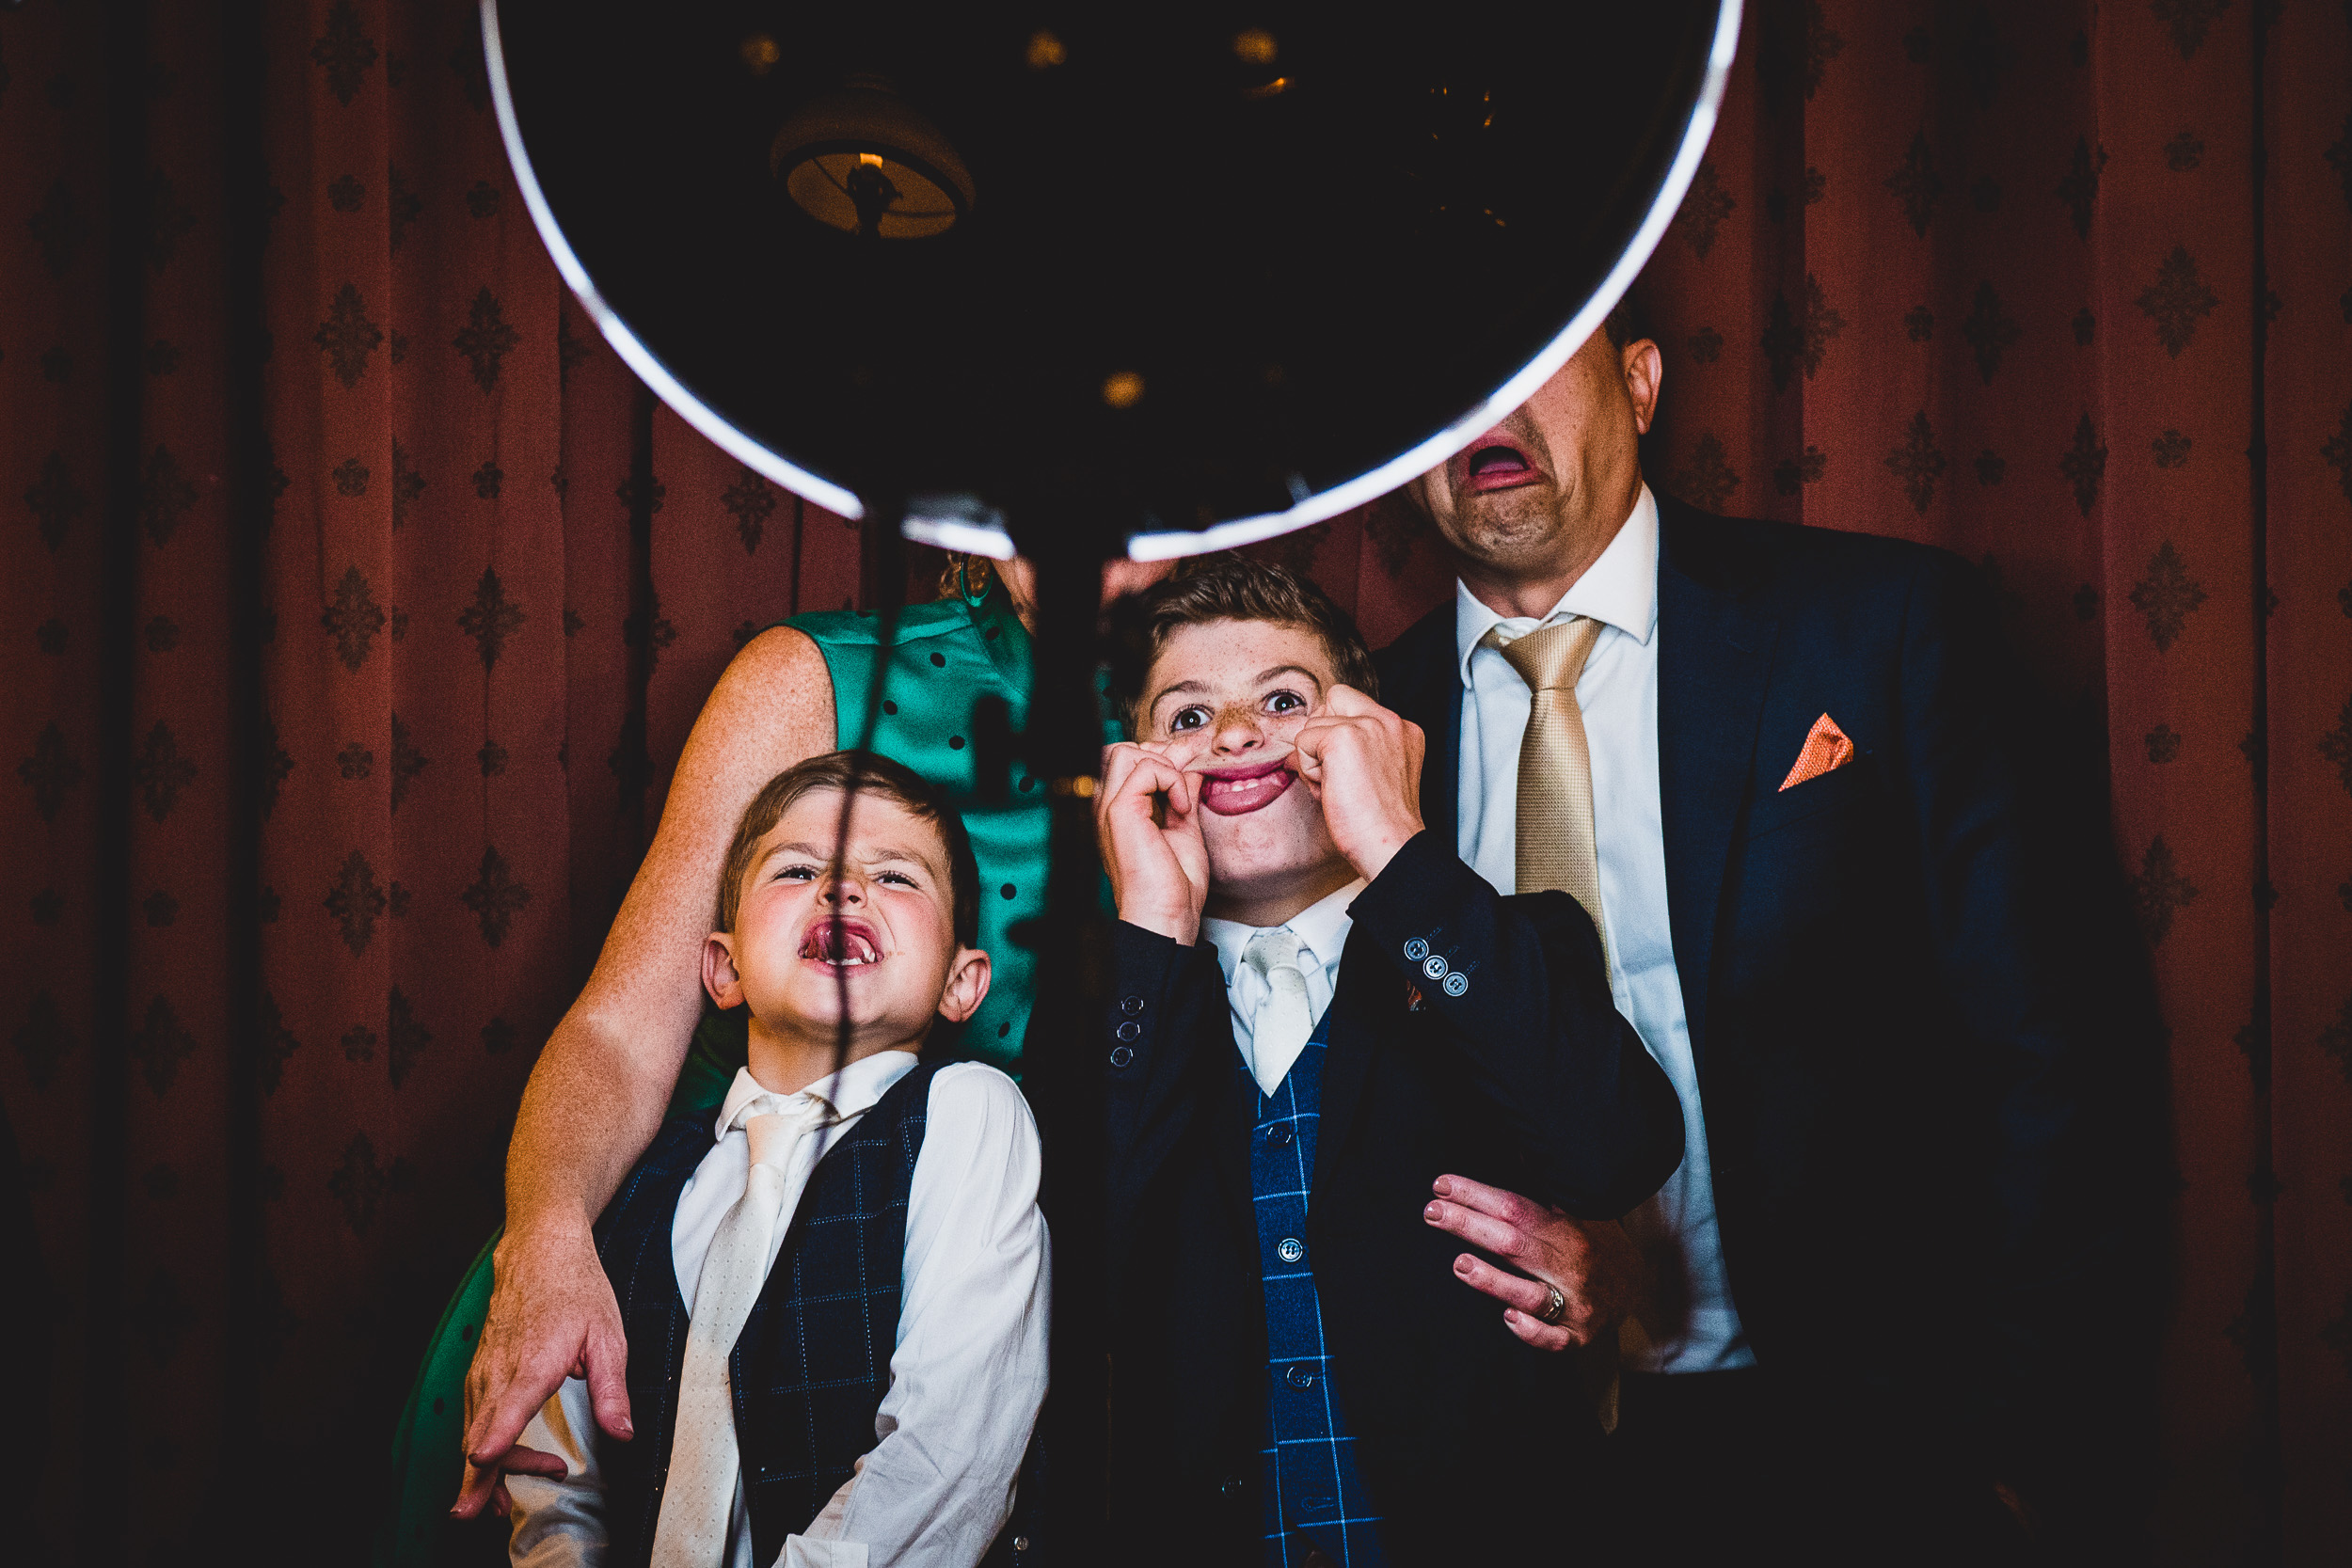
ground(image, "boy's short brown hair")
xmin=718 ymin=750 xmax=979 ymax=946
xmin=1121 ymin=555 xmax=1378 ymax=721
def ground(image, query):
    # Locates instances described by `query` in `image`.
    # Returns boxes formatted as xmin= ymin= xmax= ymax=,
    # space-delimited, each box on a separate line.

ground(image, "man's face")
xmin=1139 ymin=619 xmax=1353 ymax=911
xmin=710 ymin=788 xmax=977 ymax=1044
xmin=1406 ymin=330 xmax=1658 ymax=581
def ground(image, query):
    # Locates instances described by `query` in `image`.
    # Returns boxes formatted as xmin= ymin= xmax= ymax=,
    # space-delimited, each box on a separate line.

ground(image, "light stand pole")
xmin=1016 ymin=528 xmax=1117 ymax=1561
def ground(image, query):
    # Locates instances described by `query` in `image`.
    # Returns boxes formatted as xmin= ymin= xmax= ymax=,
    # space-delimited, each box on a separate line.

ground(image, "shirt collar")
xmin=1454 ymin=482 xmax=1661 ymax=689
xmin=712 ymin=1047 xmax=921 ymax=1142
xmin=1200 ymin=876 xmax=1368 ymax=988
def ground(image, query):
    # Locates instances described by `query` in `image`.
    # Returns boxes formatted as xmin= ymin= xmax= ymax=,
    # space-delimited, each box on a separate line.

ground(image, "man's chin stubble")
xmin=1454 ymin=496 xmax=1570 ymax=566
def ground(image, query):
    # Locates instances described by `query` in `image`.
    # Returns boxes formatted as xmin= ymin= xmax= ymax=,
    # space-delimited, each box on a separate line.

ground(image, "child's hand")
xmin=1096 ymin=740 xmax=1211 ymax=944
xmin=1293 ymin=685 xmax=1425 ymax=883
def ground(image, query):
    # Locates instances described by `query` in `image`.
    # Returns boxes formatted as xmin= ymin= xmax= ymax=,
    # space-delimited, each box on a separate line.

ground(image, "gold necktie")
xmin=1492 ymin=616 xmax=1606 ymax=944
xmin=1495 ymin=616 xmax=1639 ymax=1434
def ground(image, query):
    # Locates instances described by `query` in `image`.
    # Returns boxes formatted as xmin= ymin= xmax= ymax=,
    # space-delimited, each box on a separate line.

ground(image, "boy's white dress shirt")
xmin=1200 ymin=877 xmax=1366 ymax=1088
xmin=507 ymin=1050 xmax=1050 ymax=1568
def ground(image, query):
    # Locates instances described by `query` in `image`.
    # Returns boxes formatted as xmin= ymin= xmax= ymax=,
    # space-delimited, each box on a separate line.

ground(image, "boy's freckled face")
xmin=721 ymin=790 xmax=962 ymax=1042
xmin=1142 ymin=619 xmax=1349 ymax=902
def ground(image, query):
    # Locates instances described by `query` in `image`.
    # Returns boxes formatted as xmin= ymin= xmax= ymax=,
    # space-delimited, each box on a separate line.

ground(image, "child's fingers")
xmin=451 ymin=1460 xmax=500 ymax=1519
xmin=501 ymin=1444 xmax=571 ymax=1479
xmin=1102 ymin=747 xmax=1172 ymax=815
xmin=1098 ymin=743 xmax=1152 ymax=808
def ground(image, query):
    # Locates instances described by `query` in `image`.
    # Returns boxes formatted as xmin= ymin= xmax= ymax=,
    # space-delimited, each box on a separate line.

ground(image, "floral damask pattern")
xmin=2137 ymin=245 xmax=2220 ymax=357
xmin=313 ymin=281 xmax=384 ymax=389
xmin=2130 ymin=541 xmax=2210 ymax=652
xmin=4 ymin=7 xmax=2348 ymax=1565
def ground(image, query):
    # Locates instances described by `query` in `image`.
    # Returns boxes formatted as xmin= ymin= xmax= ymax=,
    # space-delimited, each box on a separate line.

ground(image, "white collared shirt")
xmin=1200 ymin=877 xmax=1368 ymax=1090
xmin=1455 ymin=483 xmax=1753 ymax=1374
xmin=507 ymin=1051 xmax=1051 ymax=1567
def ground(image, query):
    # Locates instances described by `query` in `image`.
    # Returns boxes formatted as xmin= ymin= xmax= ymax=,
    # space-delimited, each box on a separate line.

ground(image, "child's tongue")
xmin=1203 ymin=764 xmax=1292 ymax=816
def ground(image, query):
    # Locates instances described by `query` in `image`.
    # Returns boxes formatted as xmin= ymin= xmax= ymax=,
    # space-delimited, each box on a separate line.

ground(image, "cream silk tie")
xmin=650 ymin=1100 xmax=829 ymax=1568
xmin=1241 ymin=927 xmax=1315 ymax=1098
xmin=1491 ymin=616 xmax=1607 ymax=942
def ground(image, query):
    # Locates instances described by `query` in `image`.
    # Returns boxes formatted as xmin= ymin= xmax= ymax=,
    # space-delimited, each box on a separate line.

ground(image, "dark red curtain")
xmin=2 ymin=3 xmax=2346 ymax=1562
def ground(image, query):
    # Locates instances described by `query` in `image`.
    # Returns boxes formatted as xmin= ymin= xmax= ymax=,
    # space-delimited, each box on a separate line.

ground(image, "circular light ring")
xmin=484 ymin=0 xmax=1743 ymax=562
xmin=481 ymin=0 xmax=867 ymax=521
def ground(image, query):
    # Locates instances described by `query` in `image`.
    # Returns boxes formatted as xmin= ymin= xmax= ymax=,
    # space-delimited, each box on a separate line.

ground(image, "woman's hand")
xmin=452 ymin=1223 xmax=629 ymax=1517
xmin=1096 ymin=740 xmax=1212 ymax=945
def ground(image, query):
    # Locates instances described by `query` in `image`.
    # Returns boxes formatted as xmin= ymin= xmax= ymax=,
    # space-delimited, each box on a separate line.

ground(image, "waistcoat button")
xmin=1109 ymin=1045 xmax=1136 ymax=1068
xmin=1277 ymin=1237 xmax=1304 ymax=1263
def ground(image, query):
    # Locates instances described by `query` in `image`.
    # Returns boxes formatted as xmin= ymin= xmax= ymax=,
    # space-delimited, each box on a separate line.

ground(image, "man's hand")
xmin=1422 ymin=1173 xmax=1649 ymax=1351
xmin=1292 ymin=685 xmax=1425 ymax=882
xmin=1097 ymin=740 xmax=1212 ymax=944
xmin=450 ymin=1223 xmax=633 ymax=1518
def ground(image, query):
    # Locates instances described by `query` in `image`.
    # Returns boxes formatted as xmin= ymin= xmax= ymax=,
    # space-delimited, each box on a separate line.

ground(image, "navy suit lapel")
xmin=1380 ymin=606 xmax=1462 ymax=851
xmin=1655 ymin=504 xmax=1778 ymax=1077
xmin=1308 ymin=932 xmax=1386 ymax=1200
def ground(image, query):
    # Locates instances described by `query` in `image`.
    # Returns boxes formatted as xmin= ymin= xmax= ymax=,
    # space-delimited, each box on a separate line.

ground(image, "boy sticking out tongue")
xmin=1095 ymin=559 xmax=1683 ymax=1567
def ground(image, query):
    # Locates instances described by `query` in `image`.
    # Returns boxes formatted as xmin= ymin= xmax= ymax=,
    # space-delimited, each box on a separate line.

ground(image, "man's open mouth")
xmin=801 ymin=917 xmax=882 ymax=967
xmin=1453 ymin=431 xmax=1543 ymax=496
xmin=1200 ymin=757 xmax=1295 ymax=816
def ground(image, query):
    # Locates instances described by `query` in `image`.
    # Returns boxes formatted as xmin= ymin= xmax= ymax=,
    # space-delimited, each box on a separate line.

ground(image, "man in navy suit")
xmin=1395 ymin=304 xmax=2159 ymax=1562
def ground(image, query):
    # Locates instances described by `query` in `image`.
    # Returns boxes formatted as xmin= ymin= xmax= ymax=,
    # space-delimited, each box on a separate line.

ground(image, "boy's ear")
xmin=702 ymin=933 xmax=745 ymax=1010
xmin=935 ymin=945 xmax=993 ymax=1025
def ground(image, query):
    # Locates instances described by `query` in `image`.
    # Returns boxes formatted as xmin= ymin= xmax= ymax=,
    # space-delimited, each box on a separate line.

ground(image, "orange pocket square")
xmin=1779 ymin=713 xmax=1855 ymax=791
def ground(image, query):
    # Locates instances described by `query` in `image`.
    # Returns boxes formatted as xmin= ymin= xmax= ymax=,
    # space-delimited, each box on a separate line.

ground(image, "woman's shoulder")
xmin=783 ymin=594 xmax=990 ymax=651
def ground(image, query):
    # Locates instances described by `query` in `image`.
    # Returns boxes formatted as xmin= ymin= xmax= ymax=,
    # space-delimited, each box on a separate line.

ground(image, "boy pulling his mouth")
xmin=505 ymin=752 xmax=1047 ymax=1568
xmin=1097 ymin=560 xmax=1683 ymax=1566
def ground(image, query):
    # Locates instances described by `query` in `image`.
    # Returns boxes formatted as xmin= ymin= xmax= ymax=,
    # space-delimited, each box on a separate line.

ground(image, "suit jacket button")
xmin=1120 ymin=995 xmax=1145 ymax=1014
xmin=1219 ymin=1474 xmax=1245 ymax=1497
xmin=1442 ymin=971 xmax=1469 ymax=996
xmin=1109 ymin=1045 xmax=1136 ymax=1068
xmin=1404 ymin=938 xmax=1429 ymax=962
xmin=1421 ymin=954 xmax=1448 ymax=981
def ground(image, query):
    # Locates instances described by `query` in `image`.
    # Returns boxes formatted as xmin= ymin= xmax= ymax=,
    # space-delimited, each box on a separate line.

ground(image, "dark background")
xmin=1 ymin=2 xmax=2347 ymax=1563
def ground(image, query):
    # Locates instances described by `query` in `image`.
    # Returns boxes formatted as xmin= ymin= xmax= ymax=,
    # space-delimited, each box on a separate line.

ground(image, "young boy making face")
xmin=507 ymin=752 xmax=1048 ymax=1568
xmin=704 ymin=763 xmax=992 ymax=1091
xmin=1095 ymin=561 xmax=1682 ymax=1567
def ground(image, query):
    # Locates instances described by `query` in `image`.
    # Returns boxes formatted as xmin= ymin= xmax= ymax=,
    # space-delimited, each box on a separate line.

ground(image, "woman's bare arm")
xmin=453 ymin=626 xmax=835 ymax=1516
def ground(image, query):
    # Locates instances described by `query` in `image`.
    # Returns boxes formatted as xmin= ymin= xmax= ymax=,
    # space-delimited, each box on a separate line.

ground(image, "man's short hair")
xmin=718 ymin=750 xmax=980 ymax=947
xmin=1121 ymin=555 xmax=1378 ymax=721
xmin=1600 ymin=288 xmax=1653 ymax=352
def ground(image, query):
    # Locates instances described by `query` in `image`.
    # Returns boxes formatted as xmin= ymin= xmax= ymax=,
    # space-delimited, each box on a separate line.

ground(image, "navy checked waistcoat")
xmin=593 ymin=1059 xmax=942 ymax=1568
xmin=1250 ymin=1014 xmax=1388 ymax=1568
